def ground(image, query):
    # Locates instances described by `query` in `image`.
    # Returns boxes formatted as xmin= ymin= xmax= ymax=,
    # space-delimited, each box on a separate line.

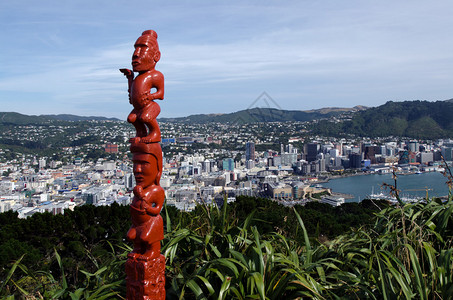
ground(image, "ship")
xmin=366 ymin=187 xmax=421 ymax=204
xmin=320 ymin=195 xmax=345 ymax=207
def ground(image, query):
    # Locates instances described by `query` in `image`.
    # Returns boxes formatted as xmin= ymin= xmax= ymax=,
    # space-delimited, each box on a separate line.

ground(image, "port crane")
xmin=405 ymin=187 xmax=433 ymax=199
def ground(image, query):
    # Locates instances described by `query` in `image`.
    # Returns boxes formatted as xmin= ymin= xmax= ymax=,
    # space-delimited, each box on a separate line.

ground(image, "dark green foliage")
xmin=312 ymin=100 xmax=453 ymax=138
xmin=43 ymin=114 xmax=120 ymax=121
xmin=158 ymin=107 xmax=352 ymax=124
xmin=70 ymin=135 xmax=99 ymax=147
xmin=0 ymin=197 xmax=378 ymax=295
xmin=0 ymin=112 xmax=54 ymax=126
xmin=1 ymin=194 xmax=452 ymax=299
xmin=0 ymin=112 xmax=118 ymax=124
xmin=230 ymin=196 xmax=383 ymax=240
xmin=0 ymin=114 xmax=126 ymax=158
xmin=0 ymin=203 xmax=130 ymax=290
xmin=163 ymin=196 xmax=453 ymax=299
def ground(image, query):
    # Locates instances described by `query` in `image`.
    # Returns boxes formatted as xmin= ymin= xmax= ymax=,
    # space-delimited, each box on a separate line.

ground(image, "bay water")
xmin=323 ymin=171 xmax=451 ymax=202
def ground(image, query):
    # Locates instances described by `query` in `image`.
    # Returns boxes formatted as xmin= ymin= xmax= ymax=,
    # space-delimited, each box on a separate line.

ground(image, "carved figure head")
xmin=132 ymin=30 xmax=161 ymax=73
xmin=132 ymin=153 xmax=158 ymax=188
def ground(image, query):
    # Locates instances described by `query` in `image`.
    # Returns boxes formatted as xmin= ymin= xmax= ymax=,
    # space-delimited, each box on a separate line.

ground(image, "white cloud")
xmin=1 ymin=1 xmax=453 ymax=117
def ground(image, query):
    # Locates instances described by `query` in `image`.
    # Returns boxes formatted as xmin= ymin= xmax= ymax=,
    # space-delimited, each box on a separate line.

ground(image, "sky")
xmin=1 ymin=1 xmax=453 ymax=119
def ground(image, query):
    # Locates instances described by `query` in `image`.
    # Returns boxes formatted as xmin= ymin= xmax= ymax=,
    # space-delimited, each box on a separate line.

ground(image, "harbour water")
xmin=323 ymin=171 xmax=451 ymax=203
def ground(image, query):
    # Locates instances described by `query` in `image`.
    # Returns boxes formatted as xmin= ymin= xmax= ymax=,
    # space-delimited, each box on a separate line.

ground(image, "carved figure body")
xmin=123 ymin=30 xmax=166 ymax=300
xmin=120 ymin=30 xmax=164 ymax=144
xmin=127 ymin=149 xmax=164 ymax=259
xmin=127 ymin=184 xmax=164 ymax=258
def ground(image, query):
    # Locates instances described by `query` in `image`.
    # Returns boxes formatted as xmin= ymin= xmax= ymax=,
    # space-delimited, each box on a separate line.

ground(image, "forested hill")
xmin=0 ymin=112 xmax=119 ymax=125
xmin=158 ymin=106 xmax=366 ymax=124
xmin=312 ymin=100 xmax=453 ymax=139
xmin=43 ymin=114 xmax=120 ymax=122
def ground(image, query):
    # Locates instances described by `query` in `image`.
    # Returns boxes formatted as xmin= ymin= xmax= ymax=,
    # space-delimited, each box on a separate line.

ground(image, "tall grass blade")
xmin=293 ymin=208 xmax=312 ymax=264
xmin=0 ymin=254 xmax=25 ymax=294
xmin=186 ymin=279 xmax=206 ymax=300
xmin=165 ymin=200 xmax=171 ymax=233
xmin=54 ymin=249 xmax=67 ymax=290
xmin=407 ymin=244 xmax=427 ymax=300
xmin=218 ymin=276 xmax=231 ymax=300
xmin=196 ymin=275 xmax=215 ymax=296
xmin=251 ymin=272 xmax=265 ymax=300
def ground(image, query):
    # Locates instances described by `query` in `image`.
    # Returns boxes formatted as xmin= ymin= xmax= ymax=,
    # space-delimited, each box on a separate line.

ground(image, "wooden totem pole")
xmin=120 ymin=30 xmax=165 ymax=300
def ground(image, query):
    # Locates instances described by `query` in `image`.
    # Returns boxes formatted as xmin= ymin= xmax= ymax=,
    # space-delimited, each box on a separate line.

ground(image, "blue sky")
xmin=1 ymin=1 xmax=453 ymax=119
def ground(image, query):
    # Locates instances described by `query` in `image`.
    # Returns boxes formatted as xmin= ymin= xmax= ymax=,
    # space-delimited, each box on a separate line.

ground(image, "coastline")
xmin=325 ymin=168 xmax=446 ymax=182
xmin=321 ymin=170 xmax=449 ymax=202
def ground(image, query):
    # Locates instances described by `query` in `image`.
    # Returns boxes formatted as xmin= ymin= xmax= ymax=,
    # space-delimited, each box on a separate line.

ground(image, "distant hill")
xmin=0 ymin=112 xmax=120 ymax=125
xmin=158 ymin=106 xmax=367 ymax=124
xmin=0 ymin=112 xmax=54 ymax=125
xmin=312 ymin=100 xmax=453 ymax=138
xmin=43 ymin=114 xmax=120 ymax=122
xmin=4 ymin=99 xmax=450 ymax=139
xmin=0 ymin=107 xmax=365 ymax=125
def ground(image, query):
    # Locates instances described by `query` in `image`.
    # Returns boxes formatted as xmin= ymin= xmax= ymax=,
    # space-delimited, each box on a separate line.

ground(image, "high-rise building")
xmin=38 ymin=158 xmax=46 ymax=169
xmin=306 ymin=143 xmax=319 ymax=162
xmin=318 ymin=158 xmax=326 ymax=172
xmin=329 ymin=149 xmax=339 ymax=158
xmin=434 ymin=150 xmax=442 ymax=161
xmin=342 ymin=146 xmax=352 ymax=156
xmin=349 ymin=153 xmax=363 ymax=169
xmin=419 ymin=152 xmax=434 ymax=164
xmin=408 ymin=141 xmax=419 ymax=153
xmin=364 ymin=145 xmax=379 ymax=164
xmin=335 ymin=143 xmax=343 ymax=156
xmin=124 ymin=173 xmax=135 ymax=190
xmin=441 ymin=146 xmax=453 ymax=161
xmin=246 ymin=159 xmax=255 ymax=169
xmin=273 ymin=156 xmax=282 ymax=167
xmin=281 ymin=153 xmax=297 ymax=166
xmin=310 ymin=161 xmax=319 ymax=173
xmin=222 ymin=158 xmax=234 ymax=171
xmin=246 ymin=142 xmax=255 ymax=161
xmin=285 ymin=144 xmax=294 ymax=154
xmin=386 ymin=147 xmax=395 ymax=156
xmin=341 ymin=158 xmax=350 ymax=169
xmin=202 ymin=160 xmax=211 ymax=173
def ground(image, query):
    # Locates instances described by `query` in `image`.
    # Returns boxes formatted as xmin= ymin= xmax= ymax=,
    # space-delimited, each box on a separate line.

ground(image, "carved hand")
xmin=133 ymin=185 xmax=145 ymax=210
xmin=119 ymin=68 xmax=134 ymax=80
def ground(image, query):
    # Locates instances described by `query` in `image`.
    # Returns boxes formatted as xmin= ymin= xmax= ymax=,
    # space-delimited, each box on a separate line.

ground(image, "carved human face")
xmin=133 ymin=153 xmax=158 ymax=188
xmin=132 ymin=36 xmax=157 ymax=73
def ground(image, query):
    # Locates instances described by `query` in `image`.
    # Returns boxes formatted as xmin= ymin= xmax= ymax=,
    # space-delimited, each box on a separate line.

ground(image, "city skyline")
xmin=1 ymin=1 xmax=453 ymax=119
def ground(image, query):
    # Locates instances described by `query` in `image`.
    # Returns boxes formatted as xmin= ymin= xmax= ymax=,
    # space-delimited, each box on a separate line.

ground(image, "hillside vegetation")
xmin=0 ymin=113 xmax=127 ymax=159
xmin=1 ymin=191 xmax=452 ymax=299
xmin=312 ymin=100 xmax=453 ymax=138
xmin=0 ymin=112 xmax=119 ymax=125
xmin=158 ymin=106 xmax=365 ymax=124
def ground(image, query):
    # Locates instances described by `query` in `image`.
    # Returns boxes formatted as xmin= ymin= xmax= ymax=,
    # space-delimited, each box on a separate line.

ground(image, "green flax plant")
xmin=0 ymin=244 xmax=127 ymax=299
xmin=163 ymin=198 xmax=336 ymax=299
xmin=162 ymin=189 xmax=453 ymax=299
xmin=325 ymin=189 xmax=453 ymax=298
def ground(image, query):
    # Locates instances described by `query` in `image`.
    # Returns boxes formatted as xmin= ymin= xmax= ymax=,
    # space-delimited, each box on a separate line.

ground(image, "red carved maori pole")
xmin=120 ymin=30 xmax=165 ymax=300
